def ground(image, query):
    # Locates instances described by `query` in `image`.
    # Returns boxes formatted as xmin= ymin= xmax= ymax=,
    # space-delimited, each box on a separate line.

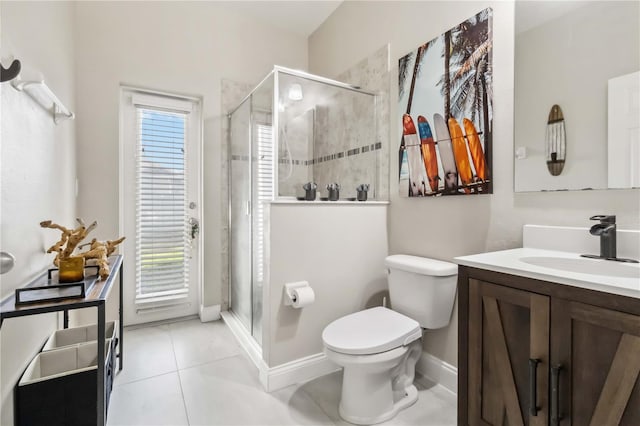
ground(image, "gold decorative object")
xmin=58 ymin=256 xmax=85 ymax=283
xmin=40 ymin=218 xmax=125 ymax=280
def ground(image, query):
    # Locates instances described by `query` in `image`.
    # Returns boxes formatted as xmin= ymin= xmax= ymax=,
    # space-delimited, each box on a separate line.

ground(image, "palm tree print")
xmin=448 ymin=10 xmax=492 ymax=128
xmin=438 ymin=9 xmax=493 ymax=182
xmin=398 ymin=8 xmax=493 ymax=196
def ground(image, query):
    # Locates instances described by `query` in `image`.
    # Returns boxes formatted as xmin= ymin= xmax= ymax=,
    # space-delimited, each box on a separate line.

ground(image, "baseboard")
xmin=223 ymin=311 xmax=455 ymax=394
xmin=221 ymin=312 xmax=338 ymax=392
xmin=199 ymin=304 xmax=221 ymax=322
xmin=263 ymin=353 xmax=339 ymax=392
xmin=415 ymin=352 xmax=458 ymax=395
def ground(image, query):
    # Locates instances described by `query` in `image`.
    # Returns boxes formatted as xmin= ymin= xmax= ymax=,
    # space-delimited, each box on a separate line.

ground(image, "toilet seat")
xmin=322 ymin=307 xmax=422 ymax=355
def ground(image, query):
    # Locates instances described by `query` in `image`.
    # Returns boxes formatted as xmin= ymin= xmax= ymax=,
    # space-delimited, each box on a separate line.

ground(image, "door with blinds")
xmin=120 ymin=88 xmax=202 ymax=325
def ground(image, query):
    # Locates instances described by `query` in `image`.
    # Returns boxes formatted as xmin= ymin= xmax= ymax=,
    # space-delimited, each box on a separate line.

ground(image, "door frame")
xmin=118 ymin=85 xmax=203 ymax=326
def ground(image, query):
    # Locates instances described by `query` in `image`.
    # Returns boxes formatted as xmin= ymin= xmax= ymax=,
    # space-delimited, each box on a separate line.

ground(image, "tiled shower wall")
xmin=280 ymin=45 xmax=390 ymax=200
xmin=332 ymin=44 xmax=390 ymax=200
xmin=220 ymin=44 xmax=390 ymax=308
xmin=278 ymin=108 xmax=313 ymax=196
xmin=312 ymin=94 xmax=379 ymax=199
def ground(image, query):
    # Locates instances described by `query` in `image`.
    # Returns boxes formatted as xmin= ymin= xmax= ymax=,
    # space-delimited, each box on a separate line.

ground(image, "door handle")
xmin=529 ymin=358 xmax=540 ymax=416
xmin=188 ymin=218 xmax=199 ymax=240
xmin=551 ymin=364 xmax=563 ymax=426
xmin=246 ymin=200 xmax=251 ymax=216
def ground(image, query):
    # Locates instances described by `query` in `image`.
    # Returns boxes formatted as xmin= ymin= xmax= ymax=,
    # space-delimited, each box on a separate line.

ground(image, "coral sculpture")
xmin=40 ymin=218 xmax=125 ymax=280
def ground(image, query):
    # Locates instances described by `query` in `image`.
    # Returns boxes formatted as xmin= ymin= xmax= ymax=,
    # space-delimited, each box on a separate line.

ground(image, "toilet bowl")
xmin=323 ymin=307 xmax=423 ymax=424
xmin=322 ymin=255 xmax=457 ymax=425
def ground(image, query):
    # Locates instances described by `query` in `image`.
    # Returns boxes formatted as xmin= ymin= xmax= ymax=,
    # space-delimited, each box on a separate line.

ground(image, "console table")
xmin=0 ymin=255 xmax=124 ymax=426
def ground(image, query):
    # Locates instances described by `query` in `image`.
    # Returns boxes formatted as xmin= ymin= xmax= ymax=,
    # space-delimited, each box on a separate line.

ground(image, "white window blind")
xmin=255 ymin=123 xmax=273 ymax=283
xmin=136 ymin=107 xmax=189 ymax=301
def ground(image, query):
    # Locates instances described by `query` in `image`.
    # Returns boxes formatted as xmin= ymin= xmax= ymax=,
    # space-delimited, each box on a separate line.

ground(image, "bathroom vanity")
xmin=456 ymin=247 xmax=640 ymax=426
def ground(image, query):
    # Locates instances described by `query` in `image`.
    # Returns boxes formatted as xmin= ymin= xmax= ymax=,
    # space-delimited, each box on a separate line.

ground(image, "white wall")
xmin=0 ymin=2 xmax=76 ymax=422
xmin=267 ymin=203 xmax=388 ymax=366
xmin=309 ymin=0 xmax=640 ymax=366
xmin=73 ymin=2 xmax=308 ymax=316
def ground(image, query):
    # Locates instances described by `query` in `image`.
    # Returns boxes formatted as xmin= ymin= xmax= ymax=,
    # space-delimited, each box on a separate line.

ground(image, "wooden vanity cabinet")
xmin=458 ymin=266 xmax=640 ymax=426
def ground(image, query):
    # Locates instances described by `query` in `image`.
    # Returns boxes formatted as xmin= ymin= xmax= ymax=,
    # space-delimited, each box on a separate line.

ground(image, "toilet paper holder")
xmin=284 ymin=281 xmax=311 ymax=306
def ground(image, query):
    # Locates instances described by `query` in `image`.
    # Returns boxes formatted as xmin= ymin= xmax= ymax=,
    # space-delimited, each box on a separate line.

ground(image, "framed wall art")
xmin=398 ymin=8 xmax=493 ymax=197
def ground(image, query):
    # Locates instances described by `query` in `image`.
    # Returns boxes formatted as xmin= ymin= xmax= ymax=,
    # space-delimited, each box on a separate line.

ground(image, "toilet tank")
xmin=385 ymin=255 xmax=458 ymax=329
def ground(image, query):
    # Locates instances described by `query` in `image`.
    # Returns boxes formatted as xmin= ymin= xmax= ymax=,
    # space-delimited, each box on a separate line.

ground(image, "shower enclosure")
xmin=227 ymin=66 xmax=379 ymax=347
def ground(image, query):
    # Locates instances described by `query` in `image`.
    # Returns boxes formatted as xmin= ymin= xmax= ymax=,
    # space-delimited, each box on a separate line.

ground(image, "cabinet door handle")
xmin=529 ymin=358 xmax=540 ymax=416
xmin=551 ymin=364 xmax=563 ymax=426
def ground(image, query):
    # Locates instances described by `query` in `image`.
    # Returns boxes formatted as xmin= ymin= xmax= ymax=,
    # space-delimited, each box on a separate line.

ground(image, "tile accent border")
xmin=233 ymin=142 xmax=383 ymax=167
xmin=308 ymin=142 xmax=382 ymax=165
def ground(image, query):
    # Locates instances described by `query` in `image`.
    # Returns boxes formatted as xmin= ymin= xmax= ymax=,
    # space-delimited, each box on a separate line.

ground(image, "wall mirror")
xmin=514 ymin=1 xmax=639 ymax=192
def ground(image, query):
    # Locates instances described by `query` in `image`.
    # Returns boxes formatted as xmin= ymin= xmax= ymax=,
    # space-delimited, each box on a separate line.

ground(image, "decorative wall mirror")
xmin=514 ymin=1 xmax=639 ymax=192
xmin=545 ymin=104 xmax=565 ymax=176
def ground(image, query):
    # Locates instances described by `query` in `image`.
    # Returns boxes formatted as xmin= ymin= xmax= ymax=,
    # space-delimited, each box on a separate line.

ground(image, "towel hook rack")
xmin=10 ymin=75 xmax=75 ymax=124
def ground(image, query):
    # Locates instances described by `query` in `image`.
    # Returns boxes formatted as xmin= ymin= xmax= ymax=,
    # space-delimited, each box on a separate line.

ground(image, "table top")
xmin=0 ymin=255 xmax=123 ymax=322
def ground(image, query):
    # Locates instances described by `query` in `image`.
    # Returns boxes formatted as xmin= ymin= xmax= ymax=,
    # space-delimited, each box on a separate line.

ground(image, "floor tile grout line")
xmin=298 ymin=386 xmax=338 ymax=426
xmin=167 ymin=323 xmax=192 ymax=425
xmin=114 ymin=323 xmax=455 ymax=426
xmin=166 ymin=320 xmax=244 ymax=371
xmin=123 ymin=314 xmax=199 ymax=331
xmin=175 ymin=351 xmax=245 ymax=373
xmin=298 ymin=385 xmax=341 ymax=426
xmin=114 ymin=364 xmax=179 ymax=387
xmin=114 ymin=324 xmax=179 ymax=387
xmin=175 ymin=368 xmax=192 ymax=425
xmin=113 ymin=369 xmax=179 ymax=388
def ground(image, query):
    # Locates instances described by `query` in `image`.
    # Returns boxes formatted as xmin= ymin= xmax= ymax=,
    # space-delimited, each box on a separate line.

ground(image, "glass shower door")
xmin=250 ymin=117 xmax=268 ymax=347
xmin=249 ymin=79 xmax=273 ymax=346
xmin=229 ymin=99 xmax=252 ymax=331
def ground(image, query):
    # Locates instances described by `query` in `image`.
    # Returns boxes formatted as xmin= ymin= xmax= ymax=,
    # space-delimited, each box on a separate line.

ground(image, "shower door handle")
xmin=246 ymin=200 xmax=251 ymax=216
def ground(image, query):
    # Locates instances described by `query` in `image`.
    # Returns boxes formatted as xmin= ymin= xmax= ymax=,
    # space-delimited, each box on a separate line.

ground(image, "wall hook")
xmin=1 ymin=59 xmax=21 ymax=83
xmin=0 ymin=251 xmax=16 ymax=274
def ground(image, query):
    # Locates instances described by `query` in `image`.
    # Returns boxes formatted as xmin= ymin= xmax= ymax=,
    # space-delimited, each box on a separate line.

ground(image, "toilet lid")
xmin=322 ymin=307 xmax=422 ymax=355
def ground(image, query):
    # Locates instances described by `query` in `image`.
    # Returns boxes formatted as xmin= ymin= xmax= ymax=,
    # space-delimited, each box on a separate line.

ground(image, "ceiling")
xmin=515 ymin=0 xmax=589 ymax=34
xmin=224 ymin=1 xmax=343 ymax=37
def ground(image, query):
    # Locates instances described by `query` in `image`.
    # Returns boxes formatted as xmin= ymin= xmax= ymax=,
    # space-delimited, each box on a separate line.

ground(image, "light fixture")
xmin=288 ymin=83 xmax=303 ymax=101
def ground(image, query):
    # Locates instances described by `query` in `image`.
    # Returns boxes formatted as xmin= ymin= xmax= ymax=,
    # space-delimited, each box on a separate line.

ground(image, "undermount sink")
xmin=519 ymin=256 xmax=640 ymax=279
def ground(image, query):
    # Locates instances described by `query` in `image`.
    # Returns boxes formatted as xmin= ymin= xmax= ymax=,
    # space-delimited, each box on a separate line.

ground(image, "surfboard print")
xmin=417 ymin=116 xmax=439 ymax=193
xmin=433 ymin=113 xmax=458 ymax=192
xmin=402 ymin=114 xmax=428 ymax=196
xmin=448 ymin=117 xmax=473 ymax=193
xmin=462 ymin=118 xmax=487 ymax=182
xmin=399 ymin=147 xmax=410 ymax=197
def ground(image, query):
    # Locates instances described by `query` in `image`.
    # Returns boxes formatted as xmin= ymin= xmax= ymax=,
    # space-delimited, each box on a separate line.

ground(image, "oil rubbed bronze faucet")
xmin=581 ymin=215 xmax=639 ymax=263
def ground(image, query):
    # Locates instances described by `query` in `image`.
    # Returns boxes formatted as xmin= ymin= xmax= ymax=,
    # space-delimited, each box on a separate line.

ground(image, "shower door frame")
xmin=227 ymin=66 xmax=378 ymax=353
xmin=227 ymin=102 xmax=254 ymax=336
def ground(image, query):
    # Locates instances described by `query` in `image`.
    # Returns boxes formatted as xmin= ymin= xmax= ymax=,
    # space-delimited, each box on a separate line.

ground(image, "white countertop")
xmin=455 ymin=248 xmax=640 ymax=299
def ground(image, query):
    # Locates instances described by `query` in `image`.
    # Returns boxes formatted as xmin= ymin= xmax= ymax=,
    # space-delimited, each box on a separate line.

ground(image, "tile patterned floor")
xmin=107 ymin=318 xmax=456 ymax=426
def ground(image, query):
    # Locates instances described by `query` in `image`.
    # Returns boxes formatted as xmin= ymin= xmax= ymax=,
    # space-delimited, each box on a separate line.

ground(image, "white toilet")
xmin=322 ymin=255 xmax=458 ymax=425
